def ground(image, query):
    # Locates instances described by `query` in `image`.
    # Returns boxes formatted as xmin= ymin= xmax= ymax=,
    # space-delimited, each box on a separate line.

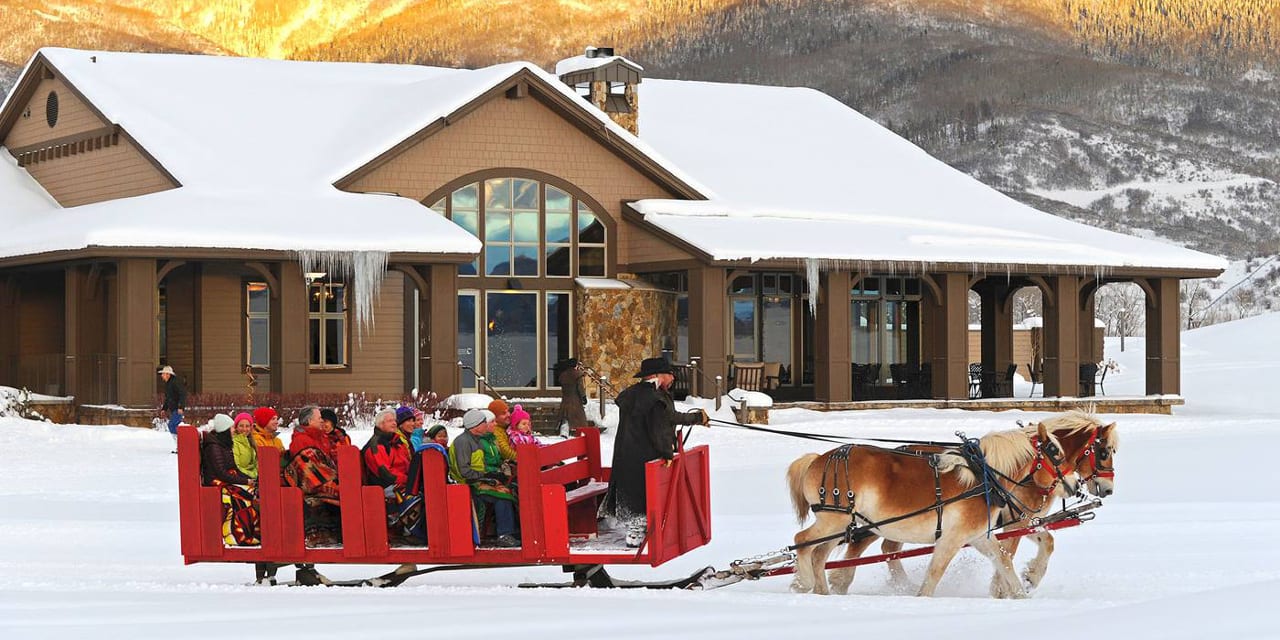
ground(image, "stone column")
xmin=687 ymin=266 xmax=727 ymax=397
xmin=426 ymin=264 xmax=459 ymax=397
xmin=115 ymin=258 xmax=158 ymax=408
xmin=269 ymin=261 xmax=309 ymax=394
xmin=977 ymin=280 xmax=1015 ymax=397
xmin=63 ymin=266 xmax=83 ymax=399
xmin=1042 ymin=275 xmax=1082 ymax=397
xmin=814 ymin=271 xmax=852 ymax=403
xmin=1145 ymin=277 xmax=1180 ymax=396
xmin=925 ymin=273 xmax=970 ymax=400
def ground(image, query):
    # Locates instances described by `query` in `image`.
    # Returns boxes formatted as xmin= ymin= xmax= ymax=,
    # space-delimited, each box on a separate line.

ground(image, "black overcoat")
xmin=558 ymin=366 xmax=590 ymax=429
xmin=600 ymin=381 xmax=702 ymax=521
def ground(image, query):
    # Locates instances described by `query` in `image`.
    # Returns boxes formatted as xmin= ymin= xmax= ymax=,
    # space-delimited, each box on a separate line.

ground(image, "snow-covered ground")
xmin=3 ymin=315 xmax=1280 ymax=638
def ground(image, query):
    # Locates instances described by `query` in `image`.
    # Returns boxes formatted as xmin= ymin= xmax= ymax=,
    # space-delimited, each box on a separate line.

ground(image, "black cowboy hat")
xmin=633 ymin=357 xmax=675 ymax=378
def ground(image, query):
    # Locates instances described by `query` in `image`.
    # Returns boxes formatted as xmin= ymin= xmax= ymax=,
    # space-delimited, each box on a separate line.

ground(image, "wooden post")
xmin=926 ymin=273 xmax=970 ymax=399
xmin=64 ymin=266 xmax=81 ymax=399
xmin=978 ymin=280 xmax=1015 ymax=397
xmin=814 ymin=270 xmax=852 ymax=402
xmin=114 ymin=258 xmax=158 ymax=407
xmin=0 ymin=276 xmax=14 ymax=383
xmin=687 ymin=266 xmax=726 ymax=397
xmin=1043 ymin=275 xmax=1082 ymax=397
xmin=269 ymin=261 xmax=309 ymax=394
xmin=1078 ymin=290 xmax=1098 ymax=369
xmin=427 ymin=263 xmax=459 ymax=397
xmin=1145 ymin=277 xmax=1180 ymax=396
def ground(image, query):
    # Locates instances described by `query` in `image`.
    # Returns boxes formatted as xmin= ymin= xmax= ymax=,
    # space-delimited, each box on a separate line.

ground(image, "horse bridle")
xmin=1075 ymin=429 xmax=1116 ymax=482
xmin=1021 ymin=435 xmax=1074 ymax=498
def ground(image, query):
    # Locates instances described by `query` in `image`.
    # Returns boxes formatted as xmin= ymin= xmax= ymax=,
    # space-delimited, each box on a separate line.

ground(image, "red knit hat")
xmin=488 ymin=398 xmax=509 ymax=416
xmin=252 ymin=407 xmax=278 ymax=428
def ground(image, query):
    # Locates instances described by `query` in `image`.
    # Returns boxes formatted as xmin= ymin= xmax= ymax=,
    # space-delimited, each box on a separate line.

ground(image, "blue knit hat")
xmin=395 ymin=406 xmax=415 ymax=427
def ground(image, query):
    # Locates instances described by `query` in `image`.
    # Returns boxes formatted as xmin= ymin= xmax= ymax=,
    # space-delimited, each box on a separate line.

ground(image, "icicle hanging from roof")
xmin=804 ymin=257 xmax=821 ymax=316
xmin=295 ymin=250 xmax=389 ymax=343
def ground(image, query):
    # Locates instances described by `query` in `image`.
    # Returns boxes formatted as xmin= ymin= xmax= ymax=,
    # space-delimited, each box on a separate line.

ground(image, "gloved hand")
xmin=383 ymin=485 xmax=398 ymax=500
xmin=698 ymin=409 xmax=711 ymax=426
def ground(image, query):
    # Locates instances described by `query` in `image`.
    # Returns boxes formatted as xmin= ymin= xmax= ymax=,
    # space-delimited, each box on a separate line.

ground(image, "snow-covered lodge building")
xmin=0 ymin=47 xmax=1224 ymax=410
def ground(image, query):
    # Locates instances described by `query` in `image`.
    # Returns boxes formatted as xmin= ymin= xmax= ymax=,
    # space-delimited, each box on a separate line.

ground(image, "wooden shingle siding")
xmin=622 ymin=219 xmax=691 ymax=265
xmin=17 ymin=275 xmax=64 ymax=358
xmin=164 ymin=266 xmax=197 ymax=388
xmin=309 ymin=271 xmax=406 ymax=396
xmin=22 ymin=138 xmax=175 ymax=207
xmin=346 ymin=93 xmax=678 ymax=266
xmin=4 ymin=78 xmax=105 ymax=149
xmin=198 ymin=264 xmax=245 ymax=394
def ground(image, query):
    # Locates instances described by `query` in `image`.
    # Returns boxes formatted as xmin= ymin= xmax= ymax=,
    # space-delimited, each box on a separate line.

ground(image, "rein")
xmin=706 ymin=417 xmax=961 ymax=448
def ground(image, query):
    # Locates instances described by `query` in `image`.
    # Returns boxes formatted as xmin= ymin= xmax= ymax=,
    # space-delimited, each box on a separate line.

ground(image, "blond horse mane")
xmin=935 ymin=428 xmax=1042 ymax=488
xmin=1032 ymin=409 xmax=1120 ymax=450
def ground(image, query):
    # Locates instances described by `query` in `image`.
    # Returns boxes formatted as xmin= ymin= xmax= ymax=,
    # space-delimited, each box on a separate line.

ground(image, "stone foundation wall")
xmin=574 ymin=281 xmax=676 ymax=395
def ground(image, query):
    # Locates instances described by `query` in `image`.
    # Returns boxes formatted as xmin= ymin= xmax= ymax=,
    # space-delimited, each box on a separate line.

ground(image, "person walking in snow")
xmin=158 ymin=365 xmax=187 ymax=452
xmin=554 ymin=358 xmax=591 ymax=432
xmin=600 ymin=357 xmax=709 ymax=547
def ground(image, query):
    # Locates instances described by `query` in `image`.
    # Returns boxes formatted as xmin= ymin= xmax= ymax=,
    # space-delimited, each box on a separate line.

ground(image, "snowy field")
xmin=3 ymin=315 xmax=1279 ymax=638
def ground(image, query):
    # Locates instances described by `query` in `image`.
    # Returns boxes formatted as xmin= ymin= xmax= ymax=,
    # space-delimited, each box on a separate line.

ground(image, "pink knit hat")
xmin=233 ymin=412 xmax=253 ymax=427
xmin=509 ymin=404 xmax=531 ymax=427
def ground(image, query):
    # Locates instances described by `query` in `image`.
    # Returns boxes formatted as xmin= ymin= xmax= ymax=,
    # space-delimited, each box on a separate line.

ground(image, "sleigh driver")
xmin=599 ymin=357 xmax=710 ymax=547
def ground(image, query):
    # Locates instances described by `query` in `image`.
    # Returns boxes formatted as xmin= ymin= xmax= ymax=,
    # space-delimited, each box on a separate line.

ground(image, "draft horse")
xmin=785 ymin=422 xmax=1080 ymax=597
xmin=874 ymin=412 xmax=1119 ymax=595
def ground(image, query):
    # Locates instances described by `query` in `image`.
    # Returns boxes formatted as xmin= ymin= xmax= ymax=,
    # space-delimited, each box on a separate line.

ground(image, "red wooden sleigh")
xmin=177 ymin=426 xmax=712 ymax=586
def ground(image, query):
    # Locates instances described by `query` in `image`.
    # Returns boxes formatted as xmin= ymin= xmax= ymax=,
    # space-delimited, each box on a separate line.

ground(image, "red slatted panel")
xmin=539 ymin=459 xmax=591 ymax=487
xmin=540 ymin=485 xmax=570 ymax=559
xmin=419 ymin=450 xmax=453 ymax=559
xmin=537 ymin=437 xmax=586 ymax=467
xmin=578 ymin=428 xmax=603 ymax=480
xmin=176 ymin=427 xmax=204 ymax=560
xmin=199 ymin=487 xmax=225 ymax=558
xmin=256 ymin=448 xmax=284 ymax=558
xmin=281 ymin=487 xmax=305 ymax=557
xmin=445 ymin=485 xmax=475 ymax=556
xmin=336 ymin=446 xmax=367 ymax=558
xmin=361 ymin=486 xmax=389 ymax=556
xmin=517 ymin=441 xmax=547 ymax=560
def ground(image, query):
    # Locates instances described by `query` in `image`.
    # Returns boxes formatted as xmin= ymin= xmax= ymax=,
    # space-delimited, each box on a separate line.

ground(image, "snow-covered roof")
xmin=0 ymin=48 xmax=701 ymax=261
xmin=0 ymin=49 xmax=1226 ymax=274
xmin=554 ymin=52 xmax=644 ymax=77
xmin=633 ymin=80 xmax=1227 ymax=273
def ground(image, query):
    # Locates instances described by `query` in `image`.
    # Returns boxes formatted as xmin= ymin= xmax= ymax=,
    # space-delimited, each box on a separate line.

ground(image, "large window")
xmin=727 ymin=272 xmax=807 ymax=387
xmin=431 ymin=175 xmax=602 ymax=391
xmin=851 ymin=276 xmax=921 ymax=382
xmin=457 ymin=290 xmax=572 ymax=391
xmin=309 ymin=280 xmax=348 ymax=368
xmin=246 ymin=282 xmax=270 ymax=368
xmin=430 ymin=177 xmax=608 ymax=280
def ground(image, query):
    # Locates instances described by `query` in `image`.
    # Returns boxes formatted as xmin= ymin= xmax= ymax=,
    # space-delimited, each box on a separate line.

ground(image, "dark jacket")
xmin=362 ymin=429 xmax=411 ymax=489
xmin=201 ymin=430 xmax=253 ymax=486
xmin=558 ymin=366 xmax=590 ymax=429
xmin=162 ymin=375 xmax=187 ymax=412
xmin=600 ymin=381 xmax=702 ymax=521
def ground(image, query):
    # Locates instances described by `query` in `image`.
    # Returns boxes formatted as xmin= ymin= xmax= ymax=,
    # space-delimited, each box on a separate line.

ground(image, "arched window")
xmin=426 ymin=175 xmax=607 ymax=391
xmin=429 ymin=177 xmax=607 ymax=278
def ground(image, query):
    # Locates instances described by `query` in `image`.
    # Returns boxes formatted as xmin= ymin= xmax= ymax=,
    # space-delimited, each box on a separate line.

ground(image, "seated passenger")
xmin=319 ymin=408 xmax=351 ymax=449
xmin=506 ymin=405 xmax=540 ymax=449
xmin=363 ymin=408 xmax=411 ymax=494
xmin=231 ymin=412 xmax=258 ymax=480
xmin=285 ymin=405 xmax=344 ymax=546
xmin=393 ymin=406 xmax=416 ymax=451
xmin=449 ymin=409 xmax=519 ymax=548
xmin=251 ymin=407 xmax=284 ymax=452
xmin=487 ymin=398 xmax=519 ymax=462
xmin=411 ymin=423 xmax=450 ymax=454
xmin=200 ymin=413 xmax=260 ymax=546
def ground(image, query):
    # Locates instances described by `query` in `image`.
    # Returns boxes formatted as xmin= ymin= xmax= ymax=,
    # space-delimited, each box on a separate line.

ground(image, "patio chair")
xmin=761 ymin=362 xmax=782 ymax=392
xmin=1026 ymin=362 xmax=1043 ymax=398
xmin=1079 ymin=362 xmax=1099 ymax=397
xmin=968 ymin=363 xmax=983 ymax=399
xmin=1095 ymin=364 xmax=1108 ymax=396
xmin=731 ymin=362 xmax=766 ymax=392
xmin=851 ymin=363 xmax=876 ymax=400
xmin=890 ymin=363 xmax=920 ymax=400
xmin=671 ymin=363 xmax=692 ymax=401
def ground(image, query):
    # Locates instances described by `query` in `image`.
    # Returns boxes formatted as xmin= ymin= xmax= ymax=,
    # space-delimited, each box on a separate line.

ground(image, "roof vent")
xmin=585 ymin=46 xmax=614 ymax=59
xmin=45 ymin=91 xmax=59 ymax=128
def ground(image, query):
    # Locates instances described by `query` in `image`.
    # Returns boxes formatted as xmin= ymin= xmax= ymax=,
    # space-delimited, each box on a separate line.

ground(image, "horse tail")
xmin=786 ymin=453 xmax=820 ymax=525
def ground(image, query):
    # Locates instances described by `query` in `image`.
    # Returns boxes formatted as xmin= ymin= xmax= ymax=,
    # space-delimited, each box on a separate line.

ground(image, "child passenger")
xmin=506 ymin=405 xmax=540 ymax=449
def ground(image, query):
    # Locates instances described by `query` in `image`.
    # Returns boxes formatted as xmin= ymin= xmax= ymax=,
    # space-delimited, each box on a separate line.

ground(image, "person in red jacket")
xmin=362 ymin=407 xmax=411 ymax=493
xmin=284 ymin=405 xmax=345 ymax=547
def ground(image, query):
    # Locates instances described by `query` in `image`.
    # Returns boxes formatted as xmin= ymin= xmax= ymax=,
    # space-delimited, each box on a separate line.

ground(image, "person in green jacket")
xmin=449 ymin=409 xmax=518 ymax=547
xmin=231 ymin=412 xmax=258 ymax=479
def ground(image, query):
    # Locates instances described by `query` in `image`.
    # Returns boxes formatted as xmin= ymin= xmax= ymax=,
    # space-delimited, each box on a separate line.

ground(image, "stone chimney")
xmin=555 ymin=46 xmax=642 ymax=135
